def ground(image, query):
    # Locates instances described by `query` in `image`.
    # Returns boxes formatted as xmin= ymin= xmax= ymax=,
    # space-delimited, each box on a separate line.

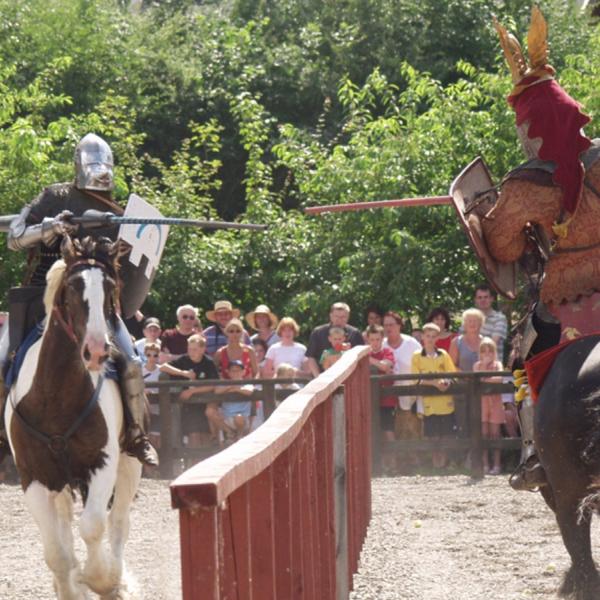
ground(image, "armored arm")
xmin=7 ymin=205 xmax=77 ymax=251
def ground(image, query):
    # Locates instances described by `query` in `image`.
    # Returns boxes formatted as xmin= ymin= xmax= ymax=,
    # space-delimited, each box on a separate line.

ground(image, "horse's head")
xmin=51 ymin=235 xmax=121 ymax=370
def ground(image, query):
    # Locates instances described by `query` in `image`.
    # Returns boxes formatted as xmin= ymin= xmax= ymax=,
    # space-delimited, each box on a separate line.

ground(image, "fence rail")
xmin=370 ymin=371 xmax=521 ymax=478
xmin=170 ymin=346 xmax=372 ymax=600
xmin=151 ymin=368 xmax=522 ymax=479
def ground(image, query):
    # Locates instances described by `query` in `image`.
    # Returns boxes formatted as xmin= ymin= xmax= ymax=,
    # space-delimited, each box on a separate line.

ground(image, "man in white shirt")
xmin=383 ymin=311 xmax=423 ymax=443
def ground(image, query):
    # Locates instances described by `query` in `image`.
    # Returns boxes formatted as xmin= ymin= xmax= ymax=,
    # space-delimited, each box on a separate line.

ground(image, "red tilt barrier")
xmin=170 ymin=346 xmax=372 ymax=600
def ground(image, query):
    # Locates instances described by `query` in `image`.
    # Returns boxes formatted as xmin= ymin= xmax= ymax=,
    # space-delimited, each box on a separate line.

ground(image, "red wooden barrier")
xmin=170 ymin=347 xmax=371 ymax=599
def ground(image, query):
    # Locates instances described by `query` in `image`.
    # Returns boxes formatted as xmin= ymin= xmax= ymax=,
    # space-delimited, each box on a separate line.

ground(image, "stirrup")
xmin=509 ymin=457 xmax=547 ymax=492
xmin=126 ymin=432 xmax=159 ymax=467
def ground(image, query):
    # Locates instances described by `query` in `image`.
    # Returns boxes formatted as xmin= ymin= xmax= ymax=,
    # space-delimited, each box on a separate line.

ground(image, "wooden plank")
xmin=314 ymin=400 xmax=335 ymax=598
xmin=273 ymin=448 xmax=293 ymax=600
xmin=248 ymin=466 xmax=276 ymax=598
xmin=469 ymin=376 xmax=485 ymax=480
xmin=158 ymin=378 xmax=174 ymax=479
xmin=228 ymin=485 xmax=252 ymax=600
xmin=179 ymin=506 xmax=219 ymax=600
xmin=370 ymin=377 xmax=382 ymax=477
xmin=289 ymin=440 xmax=304 ymax=599
xmin=263 ymin=380 xmax=276 ymax=420
xmin=332 ymin=392 xmax=348 ymax=600
xmin=299 ymin=424 xmax=317 ymax=599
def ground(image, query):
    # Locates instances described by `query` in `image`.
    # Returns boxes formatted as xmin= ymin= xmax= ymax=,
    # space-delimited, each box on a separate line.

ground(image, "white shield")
xmin=117 ymin=194 xmax=169 ymax=318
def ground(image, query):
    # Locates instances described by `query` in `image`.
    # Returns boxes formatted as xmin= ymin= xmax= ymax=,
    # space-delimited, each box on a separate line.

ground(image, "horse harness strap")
xmin=11 ymin=374 xmax=105 ymax=455
xmin=52 ymin=305 xmax=78 ymax=344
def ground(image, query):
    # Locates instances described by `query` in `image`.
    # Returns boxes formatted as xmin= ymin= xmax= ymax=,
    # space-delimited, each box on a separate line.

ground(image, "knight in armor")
xmin=0 ymin=133 xmax=158 ymax=467
xmin=484 ymin=8 xmax=599 ymax=490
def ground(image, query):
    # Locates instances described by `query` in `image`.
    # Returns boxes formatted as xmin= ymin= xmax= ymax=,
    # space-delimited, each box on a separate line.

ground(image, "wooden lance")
xmin=304 ymin=195 xmax=452 ymax=215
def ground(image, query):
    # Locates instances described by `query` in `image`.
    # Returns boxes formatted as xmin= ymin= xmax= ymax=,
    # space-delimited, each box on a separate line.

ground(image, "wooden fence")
xmin=153 ymin=376 xmax=310 ymax=479
xmin=151 ymin=368 xmax=521 ymax=480
xmin=170 ymin=346 xmax=372 ymax=600
xmin=370 ymin=371 xmax=521 ymax=479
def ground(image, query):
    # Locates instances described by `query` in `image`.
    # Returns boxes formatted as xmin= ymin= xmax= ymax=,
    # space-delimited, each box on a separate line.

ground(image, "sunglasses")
xmin=181 ymin=315 xmax=196 ymax=320
xmin=226 ymin=329 xmax=242 ymax=334
xmin=145 ymin=353 xmax=159 ymax=358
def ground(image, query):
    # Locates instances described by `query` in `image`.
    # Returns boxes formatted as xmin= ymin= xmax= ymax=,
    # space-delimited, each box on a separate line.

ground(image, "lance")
xmin=70 ymin=209 xmax=268 ymax=231
xmin=0 ymin=210 xmax=267 ymax=233
xmin=304 ymin=195 xmax=452 ymax=215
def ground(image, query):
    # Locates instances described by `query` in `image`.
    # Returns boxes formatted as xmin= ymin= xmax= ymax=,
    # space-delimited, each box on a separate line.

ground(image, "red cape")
xmin=509 ymin=79 xmax=591 ymax=214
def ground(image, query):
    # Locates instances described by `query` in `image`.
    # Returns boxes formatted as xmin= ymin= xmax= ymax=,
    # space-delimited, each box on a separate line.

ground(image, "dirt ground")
xmin=351 ymin=475 xmax=600 ymax=600
xmin=0 ymin=478 xmax=181 ymax=599
xmin=0 ymin=474 xmax=596 ymax=599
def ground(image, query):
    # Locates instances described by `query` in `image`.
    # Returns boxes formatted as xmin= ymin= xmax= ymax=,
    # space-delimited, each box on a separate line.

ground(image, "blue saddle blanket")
xmin=5 ymin=323 xmax=118 ymax=388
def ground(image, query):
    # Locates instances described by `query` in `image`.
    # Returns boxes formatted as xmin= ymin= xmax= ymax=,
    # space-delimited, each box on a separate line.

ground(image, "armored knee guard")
xmin=518 ymin=393 xmax=536 ymax=463
xmin=118 ymin=358 xmax=158 ymax=467
xmin=510 ymin=386 xmax=547 ymax=491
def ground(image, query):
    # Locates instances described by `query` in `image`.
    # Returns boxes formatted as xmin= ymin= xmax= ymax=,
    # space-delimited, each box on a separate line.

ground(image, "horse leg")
xmin=24 ymin=482 xmax=85 ymax=600
xmin=101 ymin=454 xmax=142 ymax=600
xmin=80 ymin=455 xmax=120 ymax=596
xmin=554 ymin=491 xmax=600 ymax=599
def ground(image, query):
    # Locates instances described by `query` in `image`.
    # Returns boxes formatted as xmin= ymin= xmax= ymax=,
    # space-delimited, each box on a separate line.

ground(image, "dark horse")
xmin=536 ymin=333 xmax=600 ymax=599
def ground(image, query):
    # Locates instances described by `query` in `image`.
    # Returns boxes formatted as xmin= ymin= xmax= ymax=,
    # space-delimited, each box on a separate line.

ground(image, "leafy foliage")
xmin=0 ymin=0 xmax=597 ymax=336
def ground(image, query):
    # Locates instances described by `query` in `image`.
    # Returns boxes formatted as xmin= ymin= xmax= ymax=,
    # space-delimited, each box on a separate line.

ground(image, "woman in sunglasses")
xmin=214 ymin=318 xmax=259 ymax=380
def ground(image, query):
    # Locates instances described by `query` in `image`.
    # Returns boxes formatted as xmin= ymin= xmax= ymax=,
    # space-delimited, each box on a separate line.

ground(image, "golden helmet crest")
xmin=494 ymin=6 xmax=553 ymax=88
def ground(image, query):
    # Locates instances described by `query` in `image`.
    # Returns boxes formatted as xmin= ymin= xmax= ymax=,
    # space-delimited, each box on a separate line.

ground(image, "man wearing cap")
xmin=135 ymin=317 xmax=162 ymax=362
xmin=160 ymin=304 xmax=200 ymax=362
xmin=203 ymin=300 xmax=251 ymax=357
xmin=246 ymin=304 xmax=280 ymax=347
xmin=306 ymin=302 xmax=364 ymax=378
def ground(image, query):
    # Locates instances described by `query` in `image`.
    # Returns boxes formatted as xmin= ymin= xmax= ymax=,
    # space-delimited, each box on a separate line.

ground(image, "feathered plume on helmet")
xmin=494 ymin=6 xmax=555 ymax=97
xmin=494 ymin=6 xmax=591 ymax=220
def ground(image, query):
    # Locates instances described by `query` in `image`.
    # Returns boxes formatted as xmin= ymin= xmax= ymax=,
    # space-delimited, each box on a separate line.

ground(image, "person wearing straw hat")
xmin=203 ymin=300 xmax=251 ymax=356
xmin=246 ymin=304 xmax=280 ymax=348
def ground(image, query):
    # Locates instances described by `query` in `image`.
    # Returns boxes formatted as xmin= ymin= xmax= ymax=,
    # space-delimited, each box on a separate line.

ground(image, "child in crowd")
xmin=142 ymin=342 xmax=162 ymax=452
xmin=473 ymin=337 xmax=505 ymax=475
xmin=274 ymin=363 xmax=301 ymax=405
xmin=320 ymin=326 xmax=351 ymax=370
xmin=410 ymin=322 xmax=456 ymax=469
xmin=366 ymin=324 xmax=396 ymax=470
xmin=160 ymin=334 xmax=220 ymax=449
xmin=215 ymin=359 xmax=255 ymax=440
xmin=252 ymin=338 xmax=270 ymax=378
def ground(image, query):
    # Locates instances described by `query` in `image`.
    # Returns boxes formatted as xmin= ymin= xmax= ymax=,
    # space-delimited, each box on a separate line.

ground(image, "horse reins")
xmin=10 ymin=375 xmax=105 ymax=457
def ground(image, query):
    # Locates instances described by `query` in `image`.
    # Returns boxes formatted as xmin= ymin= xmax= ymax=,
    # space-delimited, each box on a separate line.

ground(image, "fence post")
xmin=158 ymin=376 xmax=174 ymax=479
xmin=370 ymin=377 xmax=382 ymax=477
xmin=332 ymin=392 xmax=348 ymax=600
xmin=468 ymin=375 xmax=484 ymax=480
xmin=263 ymin=380 xmax=276 ymax=420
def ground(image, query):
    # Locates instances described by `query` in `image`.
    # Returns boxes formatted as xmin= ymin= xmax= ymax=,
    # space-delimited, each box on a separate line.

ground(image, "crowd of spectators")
xmin=0 ymin=284 xmax=519 ymax=481
xmin=124 ymin=284 xmax=517 ymax=475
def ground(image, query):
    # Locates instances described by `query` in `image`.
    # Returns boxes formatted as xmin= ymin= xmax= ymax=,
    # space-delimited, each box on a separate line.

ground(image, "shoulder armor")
xmin=8 ymin=204 xmax=31 ymax=238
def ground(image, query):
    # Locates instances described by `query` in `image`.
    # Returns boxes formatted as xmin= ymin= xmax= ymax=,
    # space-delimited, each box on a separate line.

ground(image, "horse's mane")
xmin=44 ymin=259 xmax=67 ymax=319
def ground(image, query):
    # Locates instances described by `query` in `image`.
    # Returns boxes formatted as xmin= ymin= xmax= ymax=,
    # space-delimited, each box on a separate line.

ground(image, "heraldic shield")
xmin=118 ymin=194 xmax=169 ymax=319
xmin=449 ymin=157 xmax=517 ymax=300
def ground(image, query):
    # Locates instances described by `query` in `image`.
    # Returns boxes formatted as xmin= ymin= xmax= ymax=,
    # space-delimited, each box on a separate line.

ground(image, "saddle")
xmin=505 ymin=138 xmax=600 ymax=187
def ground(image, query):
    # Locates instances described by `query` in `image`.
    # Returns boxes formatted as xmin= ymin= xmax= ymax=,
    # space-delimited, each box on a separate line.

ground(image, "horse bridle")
xmin=52 ymin=257 xmax=116 ymax=346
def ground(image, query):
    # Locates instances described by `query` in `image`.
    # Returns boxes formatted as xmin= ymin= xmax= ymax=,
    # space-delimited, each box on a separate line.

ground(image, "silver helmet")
xmin=74 ymin=133 xmax=114 ymax=191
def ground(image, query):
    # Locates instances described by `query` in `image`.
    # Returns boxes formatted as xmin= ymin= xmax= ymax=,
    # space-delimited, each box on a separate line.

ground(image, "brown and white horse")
xmin=5 ymin=236 xmax=141 ymax=600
